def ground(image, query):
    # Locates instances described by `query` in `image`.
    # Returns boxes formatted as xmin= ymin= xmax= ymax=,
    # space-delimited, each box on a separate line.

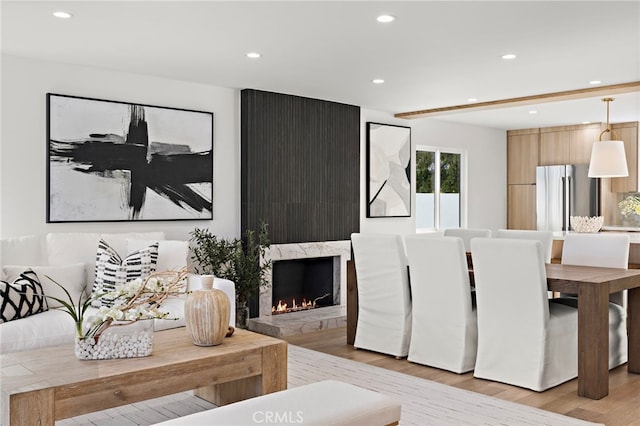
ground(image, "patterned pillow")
xmin=0 ymin=270 xmax=49 ymax=323
xmin=91 ymin=239 xmax=159 ymax=308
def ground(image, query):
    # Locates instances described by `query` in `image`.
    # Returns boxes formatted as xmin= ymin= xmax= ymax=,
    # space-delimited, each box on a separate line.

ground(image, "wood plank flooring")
xmin=283 ymin=327 xmax=640 ymax=426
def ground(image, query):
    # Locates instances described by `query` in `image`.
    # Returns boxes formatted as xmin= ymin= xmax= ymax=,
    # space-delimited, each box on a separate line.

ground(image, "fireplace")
xmin=258 ymin=241 xmax=351 ymax=318
xmin=272 ymin=256 xmax=336 ymax=315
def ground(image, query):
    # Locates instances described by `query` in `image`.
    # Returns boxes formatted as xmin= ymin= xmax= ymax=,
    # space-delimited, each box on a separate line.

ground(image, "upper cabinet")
xmin=539 ymin=123 xmax=603 ymax=166
xmin=507 ymin=129 xmax=539 ymax=184
xmin=610 ymin=122 xmax=639 ymax=193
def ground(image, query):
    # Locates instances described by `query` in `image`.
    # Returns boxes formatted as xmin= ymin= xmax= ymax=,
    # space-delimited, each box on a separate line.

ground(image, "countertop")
xmin=552 ymin=228 xmax=640 ymax=244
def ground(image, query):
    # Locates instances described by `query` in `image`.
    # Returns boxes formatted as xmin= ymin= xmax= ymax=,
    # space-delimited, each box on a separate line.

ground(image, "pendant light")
xmin=588 ymin=98 xmax=628 ymax=178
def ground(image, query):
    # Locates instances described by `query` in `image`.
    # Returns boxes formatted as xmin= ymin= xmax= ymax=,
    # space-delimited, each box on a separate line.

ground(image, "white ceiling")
xmin=2 ymin=0 xmax=639 ymax=130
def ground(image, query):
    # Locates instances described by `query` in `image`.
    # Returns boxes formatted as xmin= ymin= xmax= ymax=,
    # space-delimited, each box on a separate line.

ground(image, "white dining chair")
xmin=555 ymin=233 xmax=629 ymax=369
xmin=495 ymin=229 xmax=554 ymax=263
xmin=443 ymin=228 xmax=492 ymax=252
xmin=351 ymin=233 xmax=412 ymax=358
xmin=405 ymin=235 xmax=477 ymax=373
xmin=471 ymin=238 xmax=579 ymax=391
xmin=561 ymin=233 xmax=630 ymax=307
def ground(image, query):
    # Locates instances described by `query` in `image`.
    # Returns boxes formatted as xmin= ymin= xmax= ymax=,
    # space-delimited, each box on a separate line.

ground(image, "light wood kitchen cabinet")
xmin=569 ymin=124 xmax=602 ymax=164
xmin=507 ymin=184 xmax=536 ymax=230
xmin=539 ymin=123 xmax=602 ymax=166
xmin=507 ymin=129 xmax=539 ymax=184
xmin=540 ymin=130 xmax=570 ymax=165
xmin=610 ymin=122 xmax=639 ymax=193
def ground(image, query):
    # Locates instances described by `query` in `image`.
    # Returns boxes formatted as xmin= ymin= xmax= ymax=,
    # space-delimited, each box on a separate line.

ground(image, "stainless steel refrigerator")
xmin=536 ymin=164 xmax=599 ymax=232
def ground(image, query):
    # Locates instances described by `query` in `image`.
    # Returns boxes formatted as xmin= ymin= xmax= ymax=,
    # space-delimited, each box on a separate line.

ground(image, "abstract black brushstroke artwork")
xmin=47 ymin=93 xmax=213 ymax=222
xmin=366 ymin=122 xmax=411 ymax=218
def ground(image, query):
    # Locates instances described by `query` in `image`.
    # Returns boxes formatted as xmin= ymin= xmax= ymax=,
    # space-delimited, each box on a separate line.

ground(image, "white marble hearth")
xmin=248 ymin=305 xmax=346 ymax=337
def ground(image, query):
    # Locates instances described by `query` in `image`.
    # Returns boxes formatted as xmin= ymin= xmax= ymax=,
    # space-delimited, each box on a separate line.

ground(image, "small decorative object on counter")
xmin=618 ymin=193 xmax=640 ymax=227
xmin=570 ymin=216 xmax=604 ymax=233
xmin=185 ymin=275 xmax=231 ymax=346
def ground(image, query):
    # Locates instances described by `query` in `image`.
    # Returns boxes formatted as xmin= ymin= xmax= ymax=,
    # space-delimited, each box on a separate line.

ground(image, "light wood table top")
xmin=2 ymin=327 xmax=288 ymax=426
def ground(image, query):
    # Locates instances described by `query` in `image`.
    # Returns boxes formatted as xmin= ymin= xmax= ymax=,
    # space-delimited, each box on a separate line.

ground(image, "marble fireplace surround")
xmin=258 ymin=240 xmax=351 ymax=317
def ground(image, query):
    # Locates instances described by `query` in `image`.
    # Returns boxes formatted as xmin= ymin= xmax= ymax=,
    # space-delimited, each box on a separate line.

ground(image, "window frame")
xmin=415 ymin=145 xmax=468 ymax=231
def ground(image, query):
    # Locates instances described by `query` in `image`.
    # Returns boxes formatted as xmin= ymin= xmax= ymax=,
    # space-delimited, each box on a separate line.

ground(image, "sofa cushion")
xmin=46 ymin=232 xmax=165 ymax=286
xmin=92 ymin=239 xmax=159 ymax=308
xmin=0 ymin=309 xmax=77 ymax=353
xmin=0 ymin=235 xmax=46 ymax=270
xmin=1 ymin=270 xmax=48 ymax=323
xmin=3 ymin=263 xmax=85 ymax=309
xmin=127 ymin=239 xmax=190 ymax=272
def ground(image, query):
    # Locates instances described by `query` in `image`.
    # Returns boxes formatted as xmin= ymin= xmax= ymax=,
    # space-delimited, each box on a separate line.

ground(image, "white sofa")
xmin=0 ymin=232 xmax=235 ymax=354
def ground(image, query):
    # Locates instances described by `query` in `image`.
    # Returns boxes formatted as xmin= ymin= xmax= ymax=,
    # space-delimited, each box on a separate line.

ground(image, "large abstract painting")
xmin=366 ymin=122 xmax=411 ymax=218
xmin=47 ymin=93 xmax=213 ymax=222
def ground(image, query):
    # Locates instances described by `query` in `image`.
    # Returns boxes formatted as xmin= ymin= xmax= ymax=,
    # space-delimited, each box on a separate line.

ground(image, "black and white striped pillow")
xmin=91 ymin=239 xmax=158 ymax=308
xmin=0 ymin=270 xmax=48 ymax=323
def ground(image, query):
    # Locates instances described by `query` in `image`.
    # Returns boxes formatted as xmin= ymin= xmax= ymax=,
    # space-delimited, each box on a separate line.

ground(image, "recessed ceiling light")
xmin=372 ymin=79 xmax=385 ymax=84
xmin=529 ymin=110 xmax=537 ymax=114
xmin=589 ymin=80 xmax=602 ymax=85
xmin=53 ymin=11 xmax=73 ymax=19
xmin=467 ymin=98 xmax=478 ymax=103
xmin=246 ymin=52 xmax=261 ymax=59
xmin=502 ymin=54 xmax=517 ymax=60
xmin=377 ymin=15 xmax=395 ymax=23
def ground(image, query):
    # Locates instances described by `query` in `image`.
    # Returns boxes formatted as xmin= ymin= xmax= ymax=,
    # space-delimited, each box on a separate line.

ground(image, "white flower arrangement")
xmin=618 ymin=194 xmax=640 ymax=218
xmin=46 ymin=269 xmax=187 ymax=341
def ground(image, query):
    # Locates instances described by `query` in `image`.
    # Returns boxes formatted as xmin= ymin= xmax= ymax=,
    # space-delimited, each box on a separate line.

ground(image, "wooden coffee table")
xmin=1 ymin=328 xmax=287 ymax=426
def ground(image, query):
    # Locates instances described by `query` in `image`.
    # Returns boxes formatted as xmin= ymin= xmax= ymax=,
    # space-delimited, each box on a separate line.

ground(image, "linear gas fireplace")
xmin=272 ymin=256 xmax=335 ymax=315
xmin=258 ymin=241 xmax=351 ymax=318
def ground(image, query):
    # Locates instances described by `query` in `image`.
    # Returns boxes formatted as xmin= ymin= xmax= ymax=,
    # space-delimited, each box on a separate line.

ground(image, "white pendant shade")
xmin=588 ymin=140 xmax=629 ymax=178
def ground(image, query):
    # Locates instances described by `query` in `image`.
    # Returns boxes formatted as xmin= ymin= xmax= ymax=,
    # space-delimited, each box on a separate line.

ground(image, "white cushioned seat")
xmin=152 ymin=380 xmax=401 ymax=426
xmin=443 ymin=228 xmax=492 ymax=252
xmin=555 ymin=233 xmax=629 ymax=368
xmin=495 ymin=229 xmax=554 ymax=263
xmin=560 ymin=233 xmax=630 ymax=307
xmin=351 ymin=233 xmax=412 ymax=358
xmin=471 ymin=238 xmax=579 ymax=391
xmin=405 ymin=235 xmax=477 ymax=373
xmin=0 ymin=309 xmax=77 ymax=353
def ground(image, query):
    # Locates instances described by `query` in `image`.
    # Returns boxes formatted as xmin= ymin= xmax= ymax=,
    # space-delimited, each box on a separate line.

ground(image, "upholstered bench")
xmin=154 ymin=380 xmax=401 ymax=426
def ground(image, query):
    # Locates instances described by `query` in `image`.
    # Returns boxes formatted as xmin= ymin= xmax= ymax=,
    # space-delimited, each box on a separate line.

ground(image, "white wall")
xmin=1 ymin=55 xmax=507 ymax=243
xmin=0 ymin=55 xmax=239 ymax=240
xmin=360 ymin=109 xmax=507 ymax=235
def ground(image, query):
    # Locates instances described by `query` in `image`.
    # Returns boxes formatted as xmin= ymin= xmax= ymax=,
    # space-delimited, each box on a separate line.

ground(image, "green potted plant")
xmin=190 ymin=222 xmax=271 ymax=328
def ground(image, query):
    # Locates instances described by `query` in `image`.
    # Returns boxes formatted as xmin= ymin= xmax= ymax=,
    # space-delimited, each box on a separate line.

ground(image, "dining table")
xmin=346 ymin=260 xmax=640 ymax=400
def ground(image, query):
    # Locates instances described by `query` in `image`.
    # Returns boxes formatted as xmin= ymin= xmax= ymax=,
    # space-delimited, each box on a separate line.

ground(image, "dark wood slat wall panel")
xmin=241 ymin=89 xmax=360 ymax=245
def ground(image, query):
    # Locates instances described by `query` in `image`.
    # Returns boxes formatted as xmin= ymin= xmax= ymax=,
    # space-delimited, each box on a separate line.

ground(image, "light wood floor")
xmin=283 ymin=327 xmax=640 ymax=426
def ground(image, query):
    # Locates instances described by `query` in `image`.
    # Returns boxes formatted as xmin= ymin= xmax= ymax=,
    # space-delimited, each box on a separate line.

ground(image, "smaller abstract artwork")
xmin=366 ymin=122 xmax=411 ymax=218
xmin=47 ymin=94 xmax=213 ymax=222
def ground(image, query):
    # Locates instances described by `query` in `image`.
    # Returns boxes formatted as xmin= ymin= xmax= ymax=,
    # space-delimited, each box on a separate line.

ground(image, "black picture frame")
xmin=366 ymin=122 xmax=412 ymax=218
xmin=46 ymin=93 xmax=214 ymax=223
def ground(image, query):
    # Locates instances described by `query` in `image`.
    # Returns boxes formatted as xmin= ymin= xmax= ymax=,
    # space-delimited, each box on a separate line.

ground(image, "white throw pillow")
xmin=2 ymin=263 xmax=85 ymax=309
xmin=127 ymin=239 xmax=189 ymax=272
xmin=92 ymin=239 xmax=158 ymax=308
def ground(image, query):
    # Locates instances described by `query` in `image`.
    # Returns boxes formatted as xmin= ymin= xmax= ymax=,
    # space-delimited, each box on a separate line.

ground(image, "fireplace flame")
xmin=272 ymin=297 xmax=314 ymax=315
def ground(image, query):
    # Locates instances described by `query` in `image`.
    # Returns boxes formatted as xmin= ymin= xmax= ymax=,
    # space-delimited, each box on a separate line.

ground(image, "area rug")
xmin=60 ymin=345 xmax=600 ymax=426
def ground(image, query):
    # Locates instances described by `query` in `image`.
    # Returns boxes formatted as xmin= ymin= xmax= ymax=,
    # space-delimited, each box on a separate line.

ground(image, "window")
xmin=416 ymin=147 xmax=466 ymax=231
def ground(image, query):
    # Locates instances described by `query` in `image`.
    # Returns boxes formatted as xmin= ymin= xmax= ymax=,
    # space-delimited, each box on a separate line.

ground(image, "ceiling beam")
xmin=395 ymin=81 xmax=640 ymax=120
